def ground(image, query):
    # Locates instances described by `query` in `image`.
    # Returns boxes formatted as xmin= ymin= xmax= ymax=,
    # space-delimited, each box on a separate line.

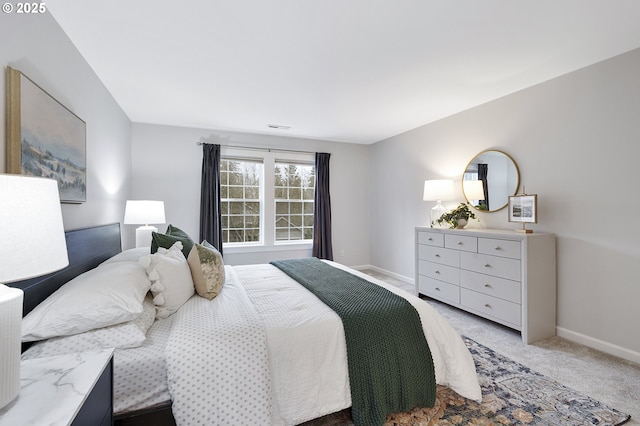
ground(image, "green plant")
xmin=436 ymin=202 xmax=477 ymax=229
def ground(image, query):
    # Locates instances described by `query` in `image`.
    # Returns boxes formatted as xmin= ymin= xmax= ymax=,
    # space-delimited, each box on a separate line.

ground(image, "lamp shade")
xmin=0 ymin=175 xmax=69 ymax=283
xmin=0 ymin=174 xmax=68 ymax=409
xmin=423 ymin=179 xmax=454 ymax=201
xmin=124 ymin=200 xmax=166 ymax=225
xmin=463 ymin=180 xmax=485 ymax=201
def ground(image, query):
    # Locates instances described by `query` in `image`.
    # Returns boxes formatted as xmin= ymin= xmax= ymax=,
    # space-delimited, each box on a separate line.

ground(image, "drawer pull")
xmin=435 ymin=254 xmax=440 ymax=258
xmin=484 ymin=304 xmax=491 ymax=308
xmin=457 ymin=241 xmax=463 ymax=245
xmin=494 ymin=246 xmax=501 ymax=251
xmin=435 ymin=287 xmax=440 ymax=291
xmin=435 ymin=270 xmax=441 ymax=274
xmin=428 ymin=237 xmax=433 ymax=241
xmin=484 ymin=283 xmax=491 ymax=288
xmin=484 ymin=263 xmax=491 ymax=268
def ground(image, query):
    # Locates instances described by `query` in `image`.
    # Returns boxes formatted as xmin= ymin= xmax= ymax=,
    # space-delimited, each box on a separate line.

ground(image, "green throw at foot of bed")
xmin=271 ymin=258 xmax=436 ymax=426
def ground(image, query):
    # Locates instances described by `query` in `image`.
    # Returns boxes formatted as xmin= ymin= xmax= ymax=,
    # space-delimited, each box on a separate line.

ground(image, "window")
xmin=274 ymin=162 xmax=315 ymax=242
xmin=220 ymin=158 xmax=263 ymax=244
xmin=220 ymin=149 xmax=315 ymax=249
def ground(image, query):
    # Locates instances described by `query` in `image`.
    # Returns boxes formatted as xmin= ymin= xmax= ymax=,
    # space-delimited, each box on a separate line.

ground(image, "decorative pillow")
xmin=140 ymin=242 xmax=195 ymax=319
xmin=166 ymin=224 xmax=191 ymax=239
xmin=22 ymin=262 xmax=151 ymax=342
xmin=150 ymin=225 xmax=194 ymax=259
xmin=187 ymin=241 xmax=225 ymax=300
xmin=26 ymin=295 xmax=156 ymax=352
xmin=101 ymin=247 xmax=151 ymax=265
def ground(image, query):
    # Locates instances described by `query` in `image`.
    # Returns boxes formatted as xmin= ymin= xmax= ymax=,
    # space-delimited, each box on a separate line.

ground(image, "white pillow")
xmin=25 ymin=295 xmax=156 ymax=353
xmin=22 ymin=262 xmax=151 ymax=341
xmin=101 ymin=247 xmax=151 ymax=265
xmin=140 ymin=242 xmax=194 ymax=319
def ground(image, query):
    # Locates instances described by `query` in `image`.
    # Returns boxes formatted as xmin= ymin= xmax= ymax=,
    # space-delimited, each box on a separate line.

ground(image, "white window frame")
xmin=221 ymin=147 xmax=314 ymax=254
xmin=220 ymin=156 xmax=264 ymax=247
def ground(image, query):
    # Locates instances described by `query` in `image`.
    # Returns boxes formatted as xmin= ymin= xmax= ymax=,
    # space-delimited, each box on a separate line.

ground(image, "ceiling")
xmin=46 ymin=0 xmax=640 ymax=144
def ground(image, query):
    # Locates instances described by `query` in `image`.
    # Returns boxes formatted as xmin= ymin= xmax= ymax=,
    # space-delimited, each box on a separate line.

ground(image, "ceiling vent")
xmin=267 ymin=124 xmax=291 ymax=130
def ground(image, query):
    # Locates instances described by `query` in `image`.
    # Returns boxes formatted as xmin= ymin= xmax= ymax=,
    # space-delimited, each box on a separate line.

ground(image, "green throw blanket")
xmin=270 ymin=258 xmax=435 ymax=426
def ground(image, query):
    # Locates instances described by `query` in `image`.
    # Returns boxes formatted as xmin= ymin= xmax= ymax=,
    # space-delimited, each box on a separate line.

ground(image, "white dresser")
xmin=415 ymin=227 xmax=556 ymax=344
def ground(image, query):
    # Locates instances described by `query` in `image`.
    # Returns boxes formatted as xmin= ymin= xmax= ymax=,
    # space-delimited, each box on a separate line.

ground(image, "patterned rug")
xmin=301 ymin=337 xmax=630 ymax=426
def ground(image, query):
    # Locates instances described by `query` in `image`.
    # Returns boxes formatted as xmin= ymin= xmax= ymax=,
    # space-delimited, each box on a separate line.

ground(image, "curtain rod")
xmin=196 ymin=141 xmax=326 ymax=156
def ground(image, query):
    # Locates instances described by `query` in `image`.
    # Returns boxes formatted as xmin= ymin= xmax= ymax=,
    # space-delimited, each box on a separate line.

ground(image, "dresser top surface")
xmin=415 ymin=226 xmax=553 ymax=241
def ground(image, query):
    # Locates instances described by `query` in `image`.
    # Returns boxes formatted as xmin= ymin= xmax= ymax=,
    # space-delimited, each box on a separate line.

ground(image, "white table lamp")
xmin=423 ymin=179 xmax=454 ymax=227
xmin=124 ymin=200 xmax=166 ymax=248
xmin=0 ymin=174 xmax=69 ymax=409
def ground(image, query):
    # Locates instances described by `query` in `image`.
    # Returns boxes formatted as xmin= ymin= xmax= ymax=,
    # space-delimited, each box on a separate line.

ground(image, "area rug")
xmin=301 ymin=337 xmax=630 ymax=426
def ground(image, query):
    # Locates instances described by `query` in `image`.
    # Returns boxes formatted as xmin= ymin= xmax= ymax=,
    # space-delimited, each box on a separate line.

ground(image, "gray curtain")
xmin=312 ymin=152 xmax=333 ymax=260
xmin=478 ymin=163 xmax=489 ymax=211
xmin=199 ymin=143 xmax=223 ymax=254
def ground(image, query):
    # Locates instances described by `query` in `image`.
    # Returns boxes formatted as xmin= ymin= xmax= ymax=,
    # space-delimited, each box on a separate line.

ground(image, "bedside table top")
xmin=0 ymin=348 xmax=113 ymax=426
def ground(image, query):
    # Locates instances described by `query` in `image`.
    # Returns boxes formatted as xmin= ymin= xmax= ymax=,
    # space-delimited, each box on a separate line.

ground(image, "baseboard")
xmin=353 ymin=264 xmax=414 ymax=284
xmin=557 ymin=326 xmax=640 ymax=365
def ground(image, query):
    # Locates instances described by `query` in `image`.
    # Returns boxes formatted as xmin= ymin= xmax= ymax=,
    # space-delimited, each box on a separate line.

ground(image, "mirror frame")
xmin=463 ymin=149 xmax=520 ymax=212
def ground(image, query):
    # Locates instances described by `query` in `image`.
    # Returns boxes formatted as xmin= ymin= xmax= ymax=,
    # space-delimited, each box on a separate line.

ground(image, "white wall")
xmin=0 ymin=12 xmax=132 ymax=245
xmin=370 ymin=48 xmax=640 ymax=362
xmin=131 ymin=123 xmax=370 ymax=267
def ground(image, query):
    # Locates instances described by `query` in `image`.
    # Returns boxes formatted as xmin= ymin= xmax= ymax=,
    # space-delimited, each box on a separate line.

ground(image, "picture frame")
xmin=508 ymin=194 xmax=537 ymax=223
xmin=7 ymin=66 xmax=86 ymax=203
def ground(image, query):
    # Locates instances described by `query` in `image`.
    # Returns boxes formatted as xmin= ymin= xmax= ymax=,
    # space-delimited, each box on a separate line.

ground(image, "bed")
xmin=9 ymin=223 xmax=481 ymax=426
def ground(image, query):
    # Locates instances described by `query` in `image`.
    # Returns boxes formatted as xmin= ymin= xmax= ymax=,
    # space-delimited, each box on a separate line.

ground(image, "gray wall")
xmin=0 ymin=12 xmax=132 ymax=245
xmin=131 ymin=123 xmax=371 ymax=267
xmin=370 ymin=48 xmax=640 ymax=363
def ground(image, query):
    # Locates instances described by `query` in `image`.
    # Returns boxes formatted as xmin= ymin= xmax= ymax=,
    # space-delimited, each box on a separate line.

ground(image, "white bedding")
xmin=236 ymin=261 xmax=482 ymax=425
xmin=165 ymin=266 xmax=272 ymax=425
xmin=23 ymin=311 xmax=174 ymax=414
xmin=23 ymin=260 xmax=481 ymax=426
xmin=112 ymin=315 xmax=173 ymax=413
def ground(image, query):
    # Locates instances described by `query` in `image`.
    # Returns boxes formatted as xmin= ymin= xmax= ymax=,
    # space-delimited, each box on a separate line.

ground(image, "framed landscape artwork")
xmin=6 ymin=66 xmax=86 ymax=203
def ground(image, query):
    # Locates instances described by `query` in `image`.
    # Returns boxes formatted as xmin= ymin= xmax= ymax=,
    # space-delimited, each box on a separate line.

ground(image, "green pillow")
xmin=165 ymin=224 xmax=191 ymax=240
xmin=150 ymin=225 xmax=194 ymax=259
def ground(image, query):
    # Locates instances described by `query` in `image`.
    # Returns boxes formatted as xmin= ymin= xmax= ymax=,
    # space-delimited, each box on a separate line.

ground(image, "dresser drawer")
xmin=445 ymin=234 xmax=477 ymax=252
xmin=461 ymin=288 xmax=521 ymax=327
xmin=418 ymin=276 xmax=459 ymax=304
xmin=418 ymin=245 xmax=459 ymax=267
xmin=460 ymin=270 xmax=521 ymax=304
xmin=417 ymin=231 xmax=444 ymax=247
xmin=418 ymin=260 xmax=459 ymax=285
xmin=460 ymin=252 xmax=521 ymax=281
xmin=478 ymin=238 xmax=521 ymax=260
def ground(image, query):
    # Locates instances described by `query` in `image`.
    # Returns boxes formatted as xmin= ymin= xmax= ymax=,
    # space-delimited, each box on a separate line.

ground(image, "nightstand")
xmin=0 ymin=348 xmax=114 ymax=426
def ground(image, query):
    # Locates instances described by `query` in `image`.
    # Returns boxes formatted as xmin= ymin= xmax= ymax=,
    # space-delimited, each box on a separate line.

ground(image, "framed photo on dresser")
xmin=508 ymin=194 xmax=537 ymax=223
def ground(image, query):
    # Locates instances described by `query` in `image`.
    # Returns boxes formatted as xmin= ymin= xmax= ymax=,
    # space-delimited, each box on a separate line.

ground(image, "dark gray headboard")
xmin=8 ymin=223 xmax=122 ymax=316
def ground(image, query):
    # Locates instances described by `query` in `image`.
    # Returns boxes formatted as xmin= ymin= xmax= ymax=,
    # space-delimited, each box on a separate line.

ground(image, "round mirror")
xmin=463 ymin=150 xmax=519 ymax=212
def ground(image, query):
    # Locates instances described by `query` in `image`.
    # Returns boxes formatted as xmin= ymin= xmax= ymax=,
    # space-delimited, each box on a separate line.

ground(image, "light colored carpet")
xmin=361 ymin=268 xmax=639 ymax=425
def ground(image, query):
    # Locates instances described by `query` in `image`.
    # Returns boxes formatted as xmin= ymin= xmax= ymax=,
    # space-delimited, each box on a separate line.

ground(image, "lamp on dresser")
xmin=423 ymin=179 xmax=454 ymax=227
xmin=0 ymin=174 xmax=69 ymax=409
xmin=124 ymin=200 xmax=166 ymax=248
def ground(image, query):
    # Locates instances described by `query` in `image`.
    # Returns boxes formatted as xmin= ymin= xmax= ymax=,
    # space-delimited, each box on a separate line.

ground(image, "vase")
xmin=456 ymin=219 xmax=468 ymax=229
